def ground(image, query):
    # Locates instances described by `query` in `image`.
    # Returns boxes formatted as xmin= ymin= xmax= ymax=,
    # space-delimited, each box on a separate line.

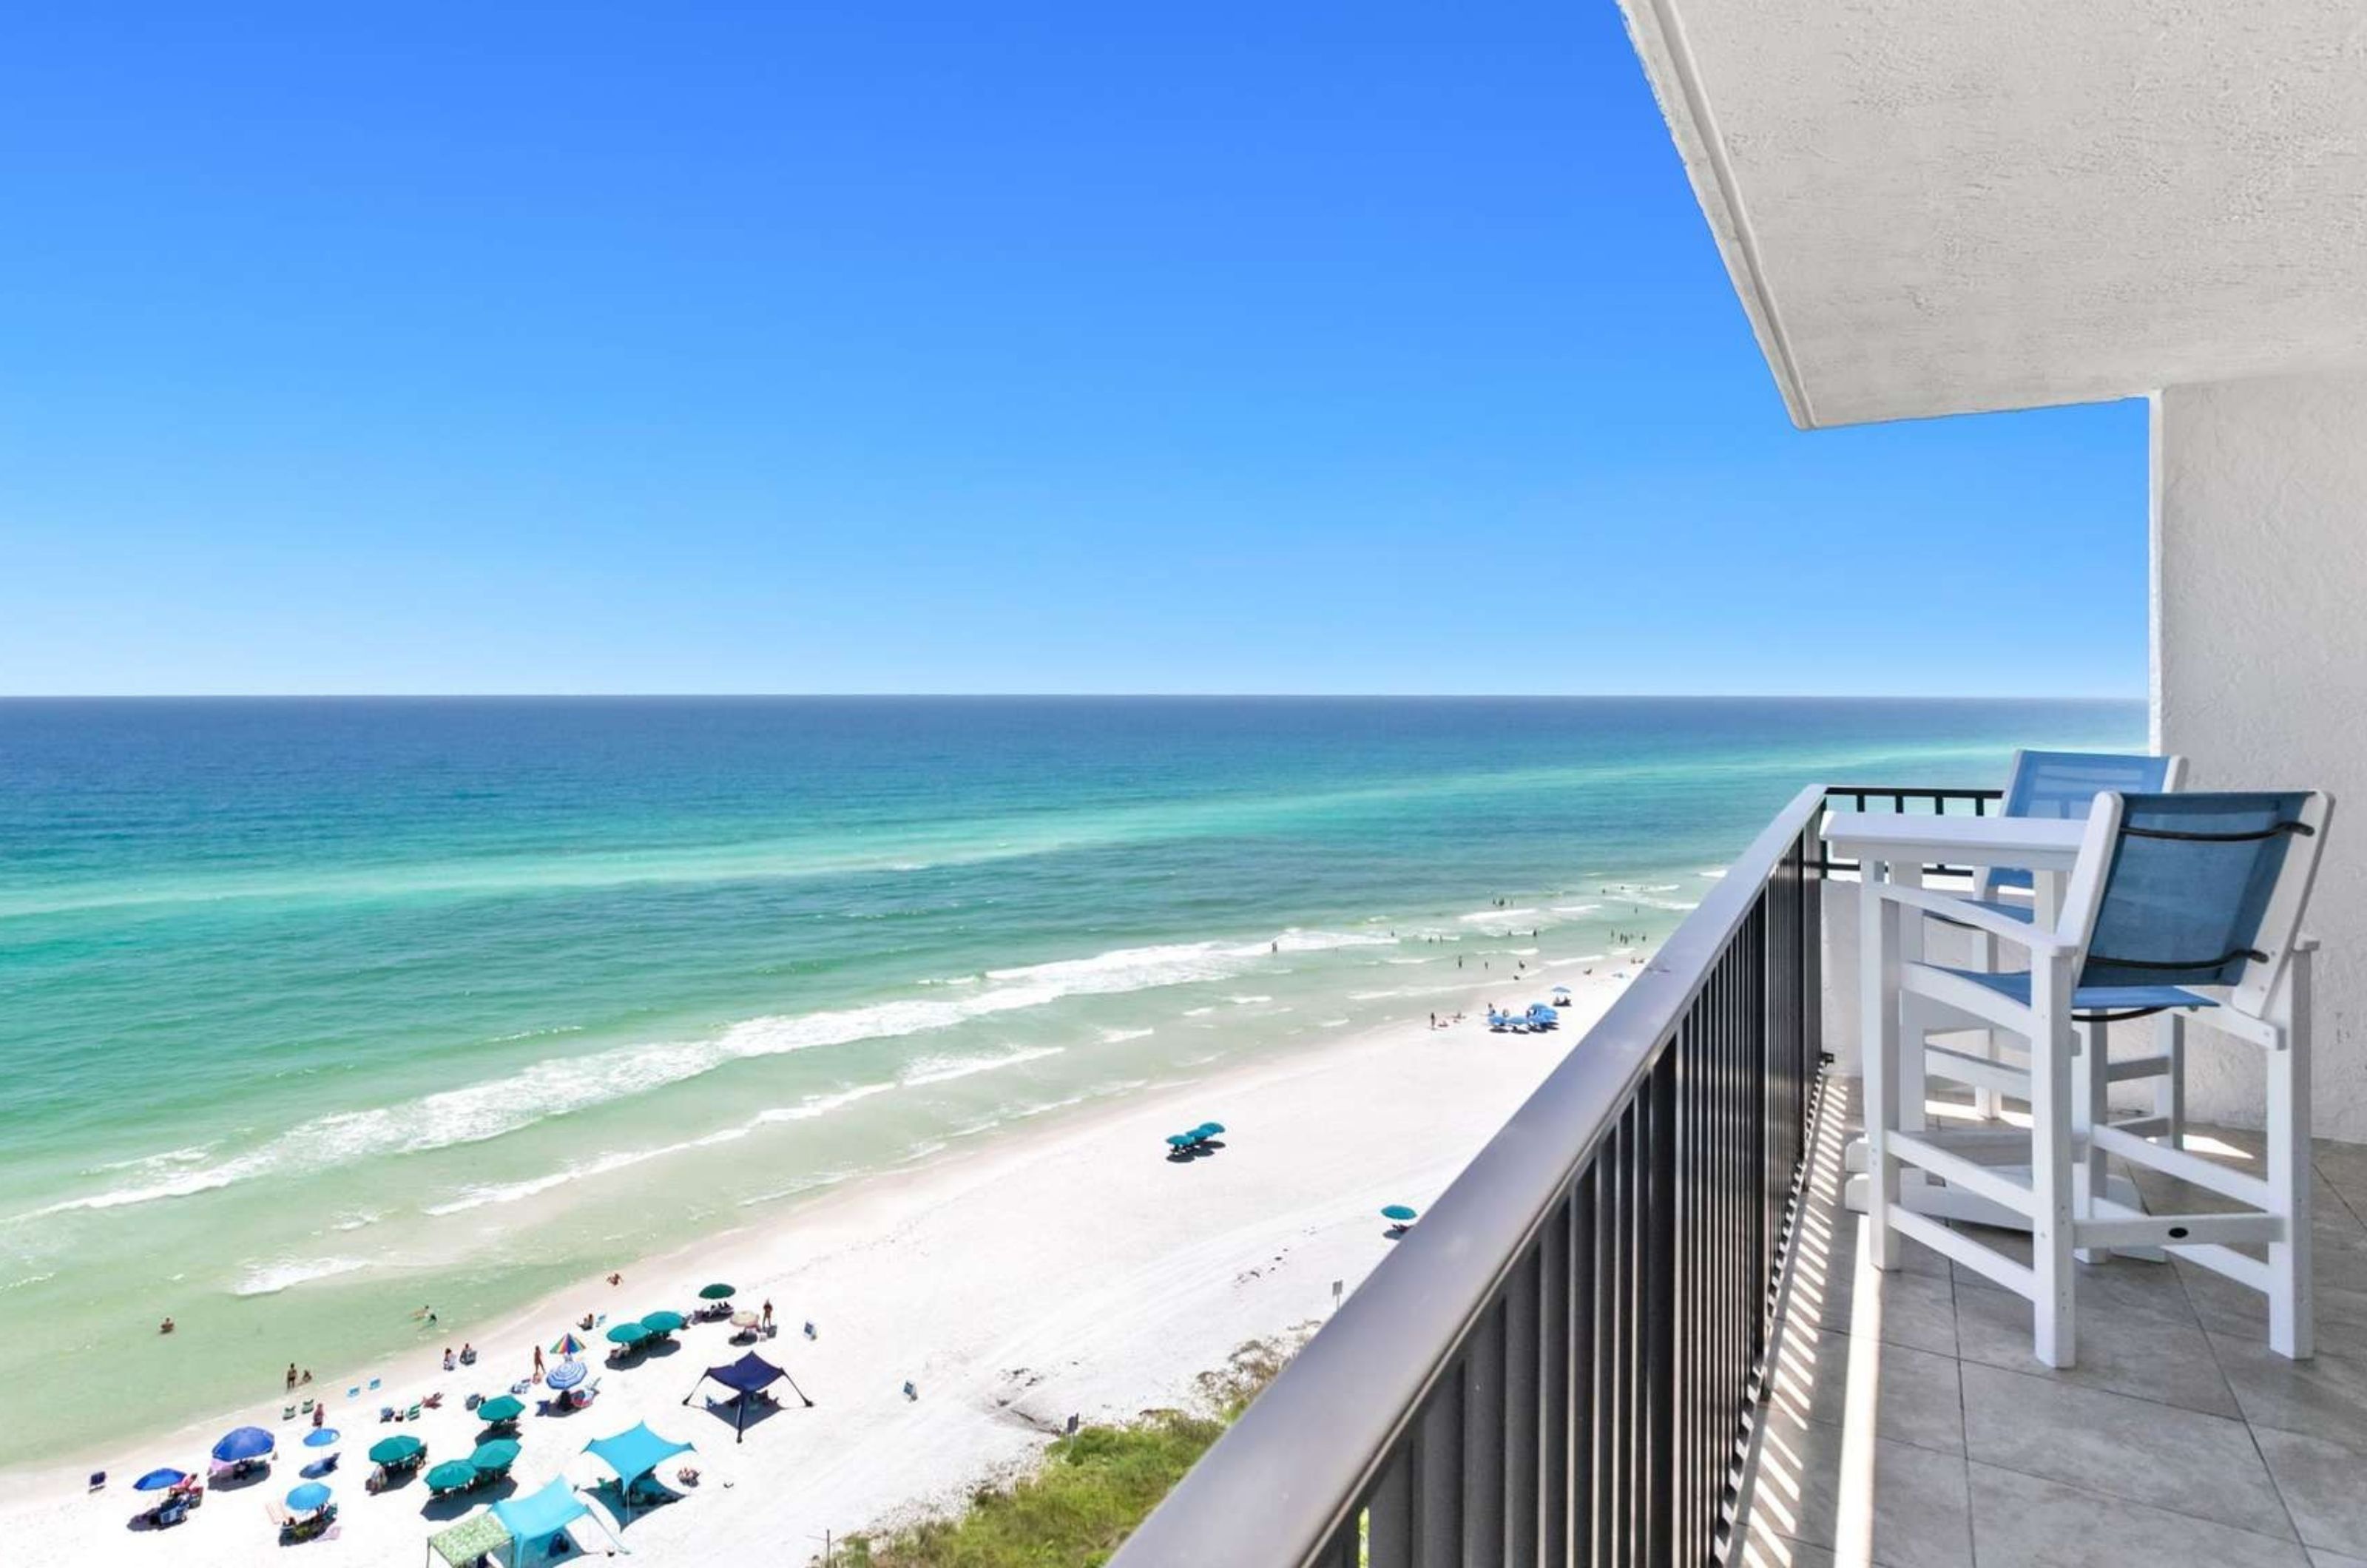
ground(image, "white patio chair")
xmin=1865 ymin=788 xmax=2331 ymax=1368
xmin=1936 ymin=748 xmax=2187 ymax=1132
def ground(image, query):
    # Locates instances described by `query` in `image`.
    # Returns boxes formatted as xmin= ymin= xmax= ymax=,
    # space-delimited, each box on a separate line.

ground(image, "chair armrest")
xmin=1872 ymin=882 xmax=2075 ymax=954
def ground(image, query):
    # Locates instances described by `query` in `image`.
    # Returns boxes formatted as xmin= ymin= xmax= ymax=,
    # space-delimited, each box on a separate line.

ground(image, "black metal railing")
xmin=1814 ymin=785 xmax=2005 ymax=878
xmin=1109 ymin=785 xmax=1829 ymax=1568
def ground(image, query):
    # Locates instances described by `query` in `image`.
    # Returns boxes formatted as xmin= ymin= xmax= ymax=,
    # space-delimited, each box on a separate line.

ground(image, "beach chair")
xmin=403 ymin=1402 xmax=421 ymax=1422
xmin=1931 ymin=749 xmax=2187 ymax=1123
xmin=1866 ymin=788 xmax=2331 ymax=1367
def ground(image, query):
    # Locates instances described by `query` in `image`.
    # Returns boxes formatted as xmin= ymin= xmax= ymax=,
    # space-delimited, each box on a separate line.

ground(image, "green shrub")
xmin=831 ymin=1334 xmax=1304 ymax=1568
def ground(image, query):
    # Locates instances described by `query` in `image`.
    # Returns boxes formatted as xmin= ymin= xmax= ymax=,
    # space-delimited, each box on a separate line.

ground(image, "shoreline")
xmin=0 ymin=959 xmax=1636 ymax=1565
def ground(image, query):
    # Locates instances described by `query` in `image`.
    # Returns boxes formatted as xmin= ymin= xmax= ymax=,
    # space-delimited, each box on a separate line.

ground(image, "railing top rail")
xmin=1110 ymin=783 xmax=1831 ymax=1568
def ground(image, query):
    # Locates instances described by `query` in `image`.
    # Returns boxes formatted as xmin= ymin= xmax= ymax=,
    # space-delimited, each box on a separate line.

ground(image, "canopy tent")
xmin=492 ymin=1478 xmax=592 ymax=1565
xmin=424 ymin=1509 xmax=511 ymax=1568
xmin=582 ymin=1422 xmax=695 ymax=1519
xmin=681 ymin=1351 xmax=811 ymax=1442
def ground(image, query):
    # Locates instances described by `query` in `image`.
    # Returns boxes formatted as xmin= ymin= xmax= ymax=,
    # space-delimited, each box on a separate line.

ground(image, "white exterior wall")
xmin=2154 ymin=374 xmax=2367 ymax=1140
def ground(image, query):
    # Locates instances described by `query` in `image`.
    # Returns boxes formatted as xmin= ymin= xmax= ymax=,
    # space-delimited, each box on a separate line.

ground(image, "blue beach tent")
xmin=683 ymin=1351 xmax=811 ymax=1442
xmin=582 ymin=1422 xmax=695 ymax=1519
xmin=492 ymin=1478 xmax=593 ymax=1567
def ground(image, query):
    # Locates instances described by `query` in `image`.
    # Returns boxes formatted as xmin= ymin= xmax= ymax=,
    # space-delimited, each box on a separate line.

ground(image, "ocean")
xmin=0 ymin=696 xmax=2141 ymax=1463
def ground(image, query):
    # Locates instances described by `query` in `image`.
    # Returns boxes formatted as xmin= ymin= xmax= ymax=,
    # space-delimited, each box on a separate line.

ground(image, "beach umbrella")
xmin=468 ymin=1439 xmax=521 ymax=1471
xmin=641 ymin=1309 xmax=687 ymax=1334
xmin=285 ymin=1481 xmax=333 ymax=1513
xmin=550 ymin=1332 xmax=587 ymax=1356
xmin=606 ymin=1320 xmax=652 ymax=1347
xmin=729 ymin=1308 xmax=760 ymax=1330
xmin=1164 ymin=1133 xmax=1193 ymax=1149
xmin=425 ymin=1461 xmax=479 ymax=1492
xmin=132 ymin=1469 xmax=188 ymax=1493
xmin=476 ymin=1394 xmax=526 ymax=1425
xmin=301 ymin=1427 xmax=340 ymax=1448
xmin=544 ymin=1358 xmax=587 ymax=1392
xmin=367 ymin=1434 xmax=424 ymax=1467
xmin=697 ymin=1283 xmax=735 ymax=1300
xmin=1381 ymin=1204 xmax=1419 ymax=1223
xmin=211 ymin=1426 xmax=274 ymax=1463
xmin=1196 ymin=1121 xmax=1226 ymax=1135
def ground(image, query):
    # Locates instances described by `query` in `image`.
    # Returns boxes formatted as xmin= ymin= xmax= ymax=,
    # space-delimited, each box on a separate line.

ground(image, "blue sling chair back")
xmin=1867 ymin=788 xmax=2332 ymax=1369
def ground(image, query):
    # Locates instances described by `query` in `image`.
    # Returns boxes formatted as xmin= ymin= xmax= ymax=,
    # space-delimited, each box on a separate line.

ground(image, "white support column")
xmin=2154 ymin=375 xmax=2367 ymax=1140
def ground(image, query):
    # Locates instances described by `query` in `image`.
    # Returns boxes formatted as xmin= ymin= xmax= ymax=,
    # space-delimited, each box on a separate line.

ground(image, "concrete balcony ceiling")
xmin=1618 ymin=0 xmax=2367 ymax=426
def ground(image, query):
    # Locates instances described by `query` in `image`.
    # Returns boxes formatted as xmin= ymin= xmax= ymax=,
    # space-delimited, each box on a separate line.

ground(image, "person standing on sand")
xmin=762 ymin=1299 xmax=774 ymax=1331
xmin=532 ymin=1344 xmax=545 ymax=1381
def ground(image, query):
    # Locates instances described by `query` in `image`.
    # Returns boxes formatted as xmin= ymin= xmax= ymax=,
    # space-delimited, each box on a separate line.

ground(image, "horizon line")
xmin=0 ymin=690 xmax=2149 ymax=703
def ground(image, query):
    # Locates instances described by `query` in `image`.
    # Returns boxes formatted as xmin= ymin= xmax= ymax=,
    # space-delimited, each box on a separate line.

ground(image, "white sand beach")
xmin=0 ymin=968 xmax=1632 ymax=1567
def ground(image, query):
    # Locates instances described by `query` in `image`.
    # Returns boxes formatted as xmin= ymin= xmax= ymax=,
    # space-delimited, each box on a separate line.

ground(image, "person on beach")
xmin=302 ymin=1368 xmax=312 ymax=1385
xmin=311 ymin=1402 xmax=325 ymax=1429
xmin=286 ymin=1362 xmax=299 ymax=1390
xmin=443 ymin=1348 xmax=456 ymax=1371
xmin=460 ymin=1342 xmax=476 ymax=1365
xmin=159 ymin=1317 xmax=174 ymax=1335
xmin=607 ymin=1272 xmax=621 ymax=1286
xmin=761 ymin=1299 xmax=774 ymax=1331
xmin=533 ymin=1345 xmax=546 ymax=1381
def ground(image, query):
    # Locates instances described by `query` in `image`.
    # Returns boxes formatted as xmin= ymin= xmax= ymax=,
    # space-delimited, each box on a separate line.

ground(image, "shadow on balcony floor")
xmin=1735 ymin=1077 xmax=2367 ymax=1568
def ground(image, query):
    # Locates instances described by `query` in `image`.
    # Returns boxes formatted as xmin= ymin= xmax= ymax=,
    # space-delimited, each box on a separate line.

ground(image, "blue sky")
xmin=0 ymin=2 xmax=2148 ymax=697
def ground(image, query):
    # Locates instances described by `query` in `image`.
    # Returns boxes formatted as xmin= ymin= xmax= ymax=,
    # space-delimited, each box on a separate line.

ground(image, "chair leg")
xmin=2074 ymin=1018 xmax=2110 ymax=1264
xmin=2030 ymin=956 xmax=2078 ymax=1368
xmin=2268 ymin=953 xmax=2314 ymax=1359
xmin=2156 ymin=1012 xmax=2186 ymax=1149
xmin=1973 ymin=929 xmax=2001 ymax=1121
xmin=1862 ymin=868 xmax=1902 ymax=1270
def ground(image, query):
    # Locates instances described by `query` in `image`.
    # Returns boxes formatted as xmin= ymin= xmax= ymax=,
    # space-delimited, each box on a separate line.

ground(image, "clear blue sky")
xmin=0 ymin=1 xmax=2148 ymax=697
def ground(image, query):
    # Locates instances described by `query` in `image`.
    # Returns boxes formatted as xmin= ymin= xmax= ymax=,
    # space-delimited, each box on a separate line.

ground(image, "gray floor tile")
xmin=2180 ymin=1253 xmax=2367 ymax=1365
xmin=1782 ymin=1327 xmax=1964 ymax=1456
xmin=1967 ymin=1461 xmax=2309 ymax=1567
xmin=2254 ymin=1425 xmax=2367 ymax=1558
xmin=1952 ymin=1279 xmax=2238 ymax=1416
xmin=1763 ymin=1408 xmax=1973 ymax=1568
xmin=1819 ymin=1259 xmax=1960 ymax=1356
xmin=1959 ymin=1362 xmax=2293 ymax=1538
xmin=2210 ymin=1335 xmax=2367 ymax=1449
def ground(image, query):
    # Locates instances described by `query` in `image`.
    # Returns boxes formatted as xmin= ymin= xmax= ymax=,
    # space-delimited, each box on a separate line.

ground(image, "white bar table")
xmin=1821 ymin=811 xmax=2150 ymax=1237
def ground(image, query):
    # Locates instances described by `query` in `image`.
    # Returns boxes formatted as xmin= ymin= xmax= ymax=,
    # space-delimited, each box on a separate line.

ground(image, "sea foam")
xmin=24 ymin=930 xmax=1386 ymax=1220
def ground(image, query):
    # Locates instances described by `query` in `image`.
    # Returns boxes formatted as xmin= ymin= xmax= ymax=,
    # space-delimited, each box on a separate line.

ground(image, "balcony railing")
xmin=1110 ymin=784 xmax=1829 ymax=1568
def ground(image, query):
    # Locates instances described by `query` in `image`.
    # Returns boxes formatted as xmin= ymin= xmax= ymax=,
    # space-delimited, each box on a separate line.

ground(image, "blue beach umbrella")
xmin=1164 ymin=1134 xmax=1193 ymax=1149
xmin=302 ymin=1427 xmax=340 ymax=1448
xmin=212 ymin=1426 xmax=274 ymax=1463
xmin=1381 ymin=1204 xmax=1419 ymax=1224
xmin=133 ymin=1469 xmax=188 ymax=1493
xmin=285 ymin=1481 xmax=332 ymax=1513
xmin=1196 ymin=1122 xmax=1226 ymax=1135
xmin=544 ymin=1357 xmax=587 ymax=1391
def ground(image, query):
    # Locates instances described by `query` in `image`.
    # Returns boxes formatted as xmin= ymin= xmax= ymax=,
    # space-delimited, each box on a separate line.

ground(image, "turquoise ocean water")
xmin=0 ymin=697 xmax=2141 ymax=1464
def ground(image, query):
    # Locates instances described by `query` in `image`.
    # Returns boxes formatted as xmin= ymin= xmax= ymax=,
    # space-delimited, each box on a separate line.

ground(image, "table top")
xmin=1820 ymin=810 xmax=2087 ymax=868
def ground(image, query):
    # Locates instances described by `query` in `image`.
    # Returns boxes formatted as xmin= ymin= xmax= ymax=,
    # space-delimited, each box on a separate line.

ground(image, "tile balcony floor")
xmin=1735 ymin=1078 xmax=2367 ymax=1568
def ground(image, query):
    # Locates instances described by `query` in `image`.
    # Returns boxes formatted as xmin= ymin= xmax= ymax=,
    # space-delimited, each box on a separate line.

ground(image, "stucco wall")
xmin=2154 ymin=375 xmax=2367 ymax=1140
